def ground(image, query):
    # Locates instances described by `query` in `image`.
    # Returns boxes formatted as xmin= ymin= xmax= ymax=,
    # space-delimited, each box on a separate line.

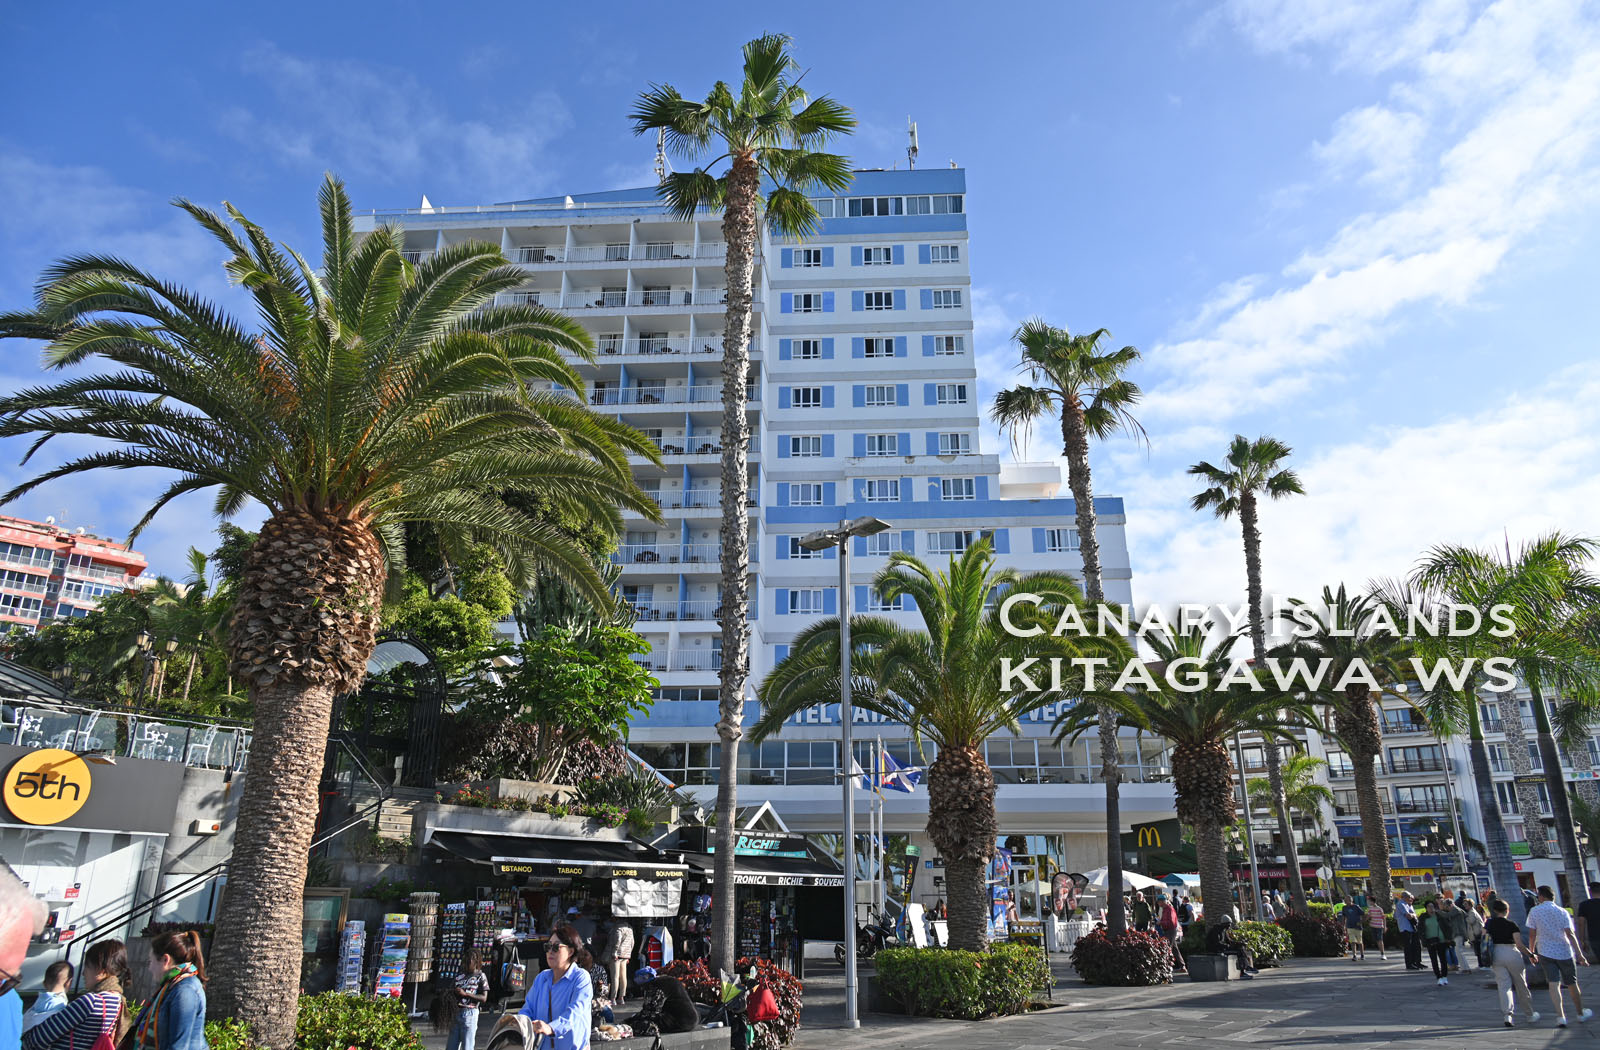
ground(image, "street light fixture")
xmin=800 ymin=516 xmax=890 ymax=1031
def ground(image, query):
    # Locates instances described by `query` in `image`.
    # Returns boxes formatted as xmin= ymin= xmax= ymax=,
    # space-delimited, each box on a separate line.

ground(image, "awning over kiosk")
xmin=683 ymin=851 xmax=845 ymax=888
xmin=429 ymin=830 xmax=687 ymax=881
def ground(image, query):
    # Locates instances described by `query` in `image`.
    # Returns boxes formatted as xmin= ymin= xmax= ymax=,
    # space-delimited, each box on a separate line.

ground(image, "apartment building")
xmin=0 ymin=515 xmax=149 ymax=630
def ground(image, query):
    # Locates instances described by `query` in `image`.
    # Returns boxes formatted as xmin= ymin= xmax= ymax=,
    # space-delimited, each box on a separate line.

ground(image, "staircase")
xmin=346 ymin=784 xmax=435 ymax=841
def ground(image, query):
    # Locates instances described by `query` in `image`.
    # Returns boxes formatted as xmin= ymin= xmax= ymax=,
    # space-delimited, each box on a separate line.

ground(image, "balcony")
xmin=614 ymin=543 xmax=733 ymax=568
xmin=400 ymin=250 xmax=435 ymax=265
xmin=1382 ymin=720 xmax=1432 ymax=736
xmin=560 ymin=289 xmax=742 ymax=311
xmin=1394 ymin=799 xmax=1450 ymax=813
xmin=631 ymin=649 xmax=739 ymax=673
xmin=1387 ymin=757 xmax=1446 ymax=773
xmin=588 ymin=384 xmax=759 ymax=407
xmin=626 ymin=601 xmax=726 ymax=623
xmin=640 ymin=438 xmax=761 ymax=458
xmin=1481 ymin=718 xmax=1505 ymax=732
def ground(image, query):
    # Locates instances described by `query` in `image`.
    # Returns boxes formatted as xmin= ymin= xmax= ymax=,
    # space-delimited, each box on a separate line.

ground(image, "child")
xmin=438 ymin=950 xmax=488 ymax=1050
xmin=22 ymin=962 xmax=72 ymax=1032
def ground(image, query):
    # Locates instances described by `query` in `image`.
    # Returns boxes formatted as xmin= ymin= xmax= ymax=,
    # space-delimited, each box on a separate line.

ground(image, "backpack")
xmin=746 ymin=985 xmax=779 ymax=1024
xmin=1158 ymin=904 xmax=1178 ymax=934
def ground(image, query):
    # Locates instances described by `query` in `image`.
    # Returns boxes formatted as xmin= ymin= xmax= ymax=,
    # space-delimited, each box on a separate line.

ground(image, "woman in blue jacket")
xmin=520 ymin=925 xmax=592 ymax=1050
xmin=132 ymin=931 xmax=208 ymax=1050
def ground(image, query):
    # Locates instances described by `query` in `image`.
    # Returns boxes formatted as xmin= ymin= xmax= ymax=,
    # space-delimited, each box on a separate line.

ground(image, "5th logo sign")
xmin=4 ymin=749 xmax=92 ymax=825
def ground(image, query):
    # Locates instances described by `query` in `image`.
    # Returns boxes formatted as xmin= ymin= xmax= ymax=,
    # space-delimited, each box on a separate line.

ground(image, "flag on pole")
xmin=880 ymin=749 xmax=922 ymax=793
xmin=850 ymin=758 xmax=873 ymax=791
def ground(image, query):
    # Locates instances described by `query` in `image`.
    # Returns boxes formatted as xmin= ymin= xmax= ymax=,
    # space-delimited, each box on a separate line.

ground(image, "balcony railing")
xmin=631 ymin=650 xmax=735 ymax=673
xmin=629 ymin=600 xmax=725 ymax=623
xmin=641 ymin=438 xmax=761 ymax=457
xmin=400 ymin=250 xmax=435 ymax=264
xmin=1382 ymin=720 xmax=1432 ymax=736
xmin=1394 ymin=799 xmax=1450 ymax=813
xmin=1387 ymin=757 xmax=1446 ymax=773
xmin=614 ymin=544 xmax=731 ymax=567
xmin=1481 ymin=718 xmax=1505 ymax=732
xmin=515 ymin=246 xmax=564 ymax=264
xmin=588 ymin=384 xmax=759 ymax=407
xmin=561 ymin=289 xmax=741 ymax=310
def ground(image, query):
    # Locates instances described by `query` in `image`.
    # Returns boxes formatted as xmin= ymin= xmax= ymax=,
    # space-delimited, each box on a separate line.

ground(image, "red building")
xmin=0 ymin=515 xmax=149 ymax=630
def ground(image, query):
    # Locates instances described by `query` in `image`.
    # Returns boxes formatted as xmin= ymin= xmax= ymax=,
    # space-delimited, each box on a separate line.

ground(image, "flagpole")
xmin=877 ymin=735 xmax=885 ymax=916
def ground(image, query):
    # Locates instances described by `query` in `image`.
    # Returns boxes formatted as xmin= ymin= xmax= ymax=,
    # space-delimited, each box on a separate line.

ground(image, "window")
xmin=644 ymin=241 xmax=673 ymax=260
xmin=905 ymin=195 xmax=963 ymax=215
xmin=1589 ymin=737 xmax=1600 ymax=767
xmin=929 ymin=244 xmax=960 ymax=263
xmin=930 ymin=289 xmax=962 ymax=308
xmin=864 ymin=479 xmax=900 ymax=502
xmin=810 ymin=198 xmax=836 ymax=218
xmin=862 ymin=246 xmax=892 ymax=266
xmin=864 ymin=434 xmax=898 ymax=457
xmin=1387 ymin=745 xmax=1442 ymax=772
xmin=940 ymin=478 xmax=976 ymax=501
xmin=790 ymin=435 xmax=823 ymax=457
xmin=863 ymin=291 xmax=894 ymax=311
xmin=847 ymin=196 xmax=904 ymax=217
xmin=866 ymin=588 xmax=904 ymax=612
xmin=1393 ymin=785 xmax=1449 ymax=812
xmin=0 ymin=542 xmax=54 ymax=569
xmin=935 ymin=383 xmax=969 ymax=405
xmin=1536 ymin=782 xmax=1553 ymax=815
xmin=927 ymin=530 xmax=975 ymax=554
xmin=788 ymin=339 xmax=819 ymax=362
xmin=1488 ymin=743 xmax=1510 ymax=773
xmin=788 ymin=589 xmax=825 ymax=615
xmin=937 ymin=432 xmax=971 ymax=454
xmin=0 ymin=570 xmax=48 ymax=594
xmin=796 ymin=248 xmax=823 ymax=268
xmin=1496 ymin=782 xmax=1521 ymax=815
xmin=863 ymin=337 xmax=893 ymax=358
xmin=1325 ymin=751 xmax=1354 ymax=777
xmin=604 ymin=242 xmax=629 ymax=261
xmin=793 ymin=292 xmax=825 ymax=313
xmin=788 ymin=538 xmax=822 ymax=560
xmin=0 ymin=593 xmax=43 ymax=616
xmin=790 ymin=483 xmax=823 ymax=506
xmin=863 ymin=385 xmax=896 ymax=407
xmin=792 ymin=387 xmax=823 ymax=409
xmin=1528 ymin=743 xmax=1543 ymax=771
xmin=1044 ymin=527 xmax=1080 ymax=552
xmin=866 ymin=532 xmax=899 ymax=555
xmin=932 ymin=335 xmax=964 ymax=355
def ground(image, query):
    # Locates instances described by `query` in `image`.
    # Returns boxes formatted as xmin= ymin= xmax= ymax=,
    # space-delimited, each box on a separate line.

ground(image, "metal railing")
xmin=615 ymin=543 xmax=730 ymax=566
xmin=1 ymin=700 xmax=251 ymax=771
xmin=627 ymin=601 xmax=725 ymax=623
xmin=1394 ymin=798 xmax=1450 ymax=813
xmin=562 ymin=289 xmax=740 ymax=310
xmin=588 ymin=384 xmax=758 ymax=407
xmin=637 ymin=438 xmax=760 ymax=457
xmin=1382 ymin=720 xmax=1432 ymax=735
xmin=1387 ymin=757 xmax=1446 ymax=773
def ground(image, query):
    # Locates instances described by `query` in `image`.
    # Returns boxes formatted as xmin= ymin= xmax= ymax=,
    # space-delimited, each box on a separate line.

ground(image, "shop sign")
xmin=491 ymin=860 xmax=684 ymax=881
xmin=1336 ymin=867 xmax=1436 ymax=878
xmin=3 ymin=749 xmax=91 ymax=825
xmin=1008 ymin=920 xmax=1044 ymax=945
xmin=1509 ymin=841 xmax=1532 ymax=857
xmin=731 ymin=834 xmax=810 ymax=858
xmin=1514 ymin=774 xmax=1548 ymax=786
xmin=733 ymin=873 xmax=844 ymax=888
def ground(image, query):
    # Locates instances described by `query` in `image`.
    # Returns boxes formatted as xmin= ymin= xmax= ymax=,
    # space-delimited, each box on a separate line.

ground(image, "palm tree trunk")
xmin=1193 ymin=811 xmax=1233 ymax=936
xmin=1238 ymin=492 xmax=1307 ymax=914
xmin=209 ymin=507 xmax=384 ymax=1047
xmin=1464 ymin=699 xmax=1528 ymax=926
xmin=181 ymin=649 xmax=199 ymax=706
xmin=1529 ymin=676 xmax=1590 ymax=899
xmin=1336 ymin=686 xmax=1393 ymax=909
xmin=926 ymin=745 xmax=997 ymax=951
xmin=1061 ymin=406 xmax=1125 ymax=935
xmin=709 ymin=151 xmax=759 ymax=976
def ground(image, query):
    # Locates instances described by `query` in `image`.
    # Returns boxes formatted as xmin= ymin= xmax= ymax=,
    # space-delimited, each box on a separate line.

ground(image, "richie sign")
xmin=3 ymin=749 xmax=92 ymax=825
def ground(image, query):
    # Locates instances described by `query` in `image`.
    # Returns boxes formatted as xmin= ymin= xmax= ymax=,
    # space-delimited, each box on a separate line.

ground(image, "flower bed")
xmin=875 ymin=943 xmax=1053 ymax=1019
xmin=1070 ymin=929 xmax=1174 ymax=986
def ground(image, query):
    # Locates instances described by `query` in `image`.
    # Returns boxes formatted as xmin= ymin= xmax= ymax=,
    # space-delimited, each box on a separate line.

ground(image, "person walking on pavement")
xmin=1527 ymin=884 xmax=1593 ymax=1028
xmin=1485 ymin=897 xmax=1539 ymax=1028
xmin=1341 ymin=900 xmax=1365 ymax=960
xmin=1439 ymin=896 xmax=1470 ymax=973
xmin=1422 ymin=899 xmax=1451 ymax=985
xmin=1365 ymin=899 xmax=1389 ymax=961
xmin=1459 ymin=898 xmax=1485 ymax=969
xmin=1156 ymin=893 xmax=1185 ymax=974
xmin=1575 ymin=882 xmax=1600 ymax=966
xmin=1396 ymin=892 xmax=1423 ymax=970
xmin=1131 ymin=891 xmax=1151 ymax=933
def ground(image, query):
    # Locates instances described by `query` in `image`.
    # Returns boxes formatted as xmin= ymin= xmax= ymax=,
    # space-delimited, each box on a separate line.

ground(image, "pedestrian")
xmin=1364 ymin=899 xmax=1389 ymax=961
xmin=1575 ymin=882 xmax=1600 ymax=965
xmin=1422 ymin=900 xmax=1451 ymax=985
xmin=1178 ymin=894 xmax=1196 ymax=935
xmin=1396 ymin=892 xmax=1423 ymax=970
xmin=129 ymin=930 xmax=207 ymax=1050
xmin=520 ymin=924 xmax=593 ymax=1050
xmin=2 ymin=866 xmax=49 ymax=1050
xmin=567 ymin=906 xmax=597 ymax=951
xmin=23 ymin=942 xmax=130 ymax=1050
xmin=1204 ymin=916 xmax=1258 ymax=980
xmin=1260 ymin=895 xmax=1276 ymax=922
xmin=1459 ymin=898 xmax=1485 ymax=969
xmin=1526 ymin=884 xmax=1593 ymax=1028
xmin=1485 ymin=897 xmax=1539 ymax=1028
xmin=1156 ymin=893 xmax=1185 ymax=974
xmin=1340 ymin=899 xmax=1365 ymax=960
xmin=440 ymin=949 xmax=487 ymax=1050
xmin=1131 ymin=891 xmax=1151 ymax=933
xmin=602 ymin=921 xmax=635 ymax=1006
xmin=1439 ymin=896 xmax=1470 ymax=973
xmin=20 ymin=963 xmax=70 ymax=1032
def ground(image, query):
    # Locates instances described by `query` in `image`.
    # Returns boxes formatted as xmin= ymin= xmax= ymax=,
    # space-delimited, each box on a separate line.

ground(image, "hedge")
xmin=1275 ymin=913 xmax=1347 ymax=957
xmin=1069 ymin=929 xmax=1174 ymax=986
xmin=1179 ymin=921 xmax=1292 ymax=967
xmin=205 ymin=993 xmax=423 ymax=1050
xmin=876 ymin=943 xmax=1053 ymax=1018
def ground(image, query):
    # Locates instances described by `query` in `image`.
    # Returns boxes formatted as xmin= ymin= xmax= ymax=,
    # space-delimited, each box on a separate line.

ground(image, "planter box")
xmin=413 ymin=802 xmax=630 ymax=842
xmin=1186 ymin=954 xmax=1240 ymax=982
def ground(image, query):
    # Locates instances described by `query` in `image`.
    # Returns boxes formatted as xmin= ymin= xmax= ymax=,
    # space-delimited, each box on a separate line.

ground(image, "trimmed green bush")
xmin=296 ymin=992 xmax=423 ymax=1050
xmin=876 ymin=943 xmax=1053 ymax=1018
xmin=1275 ymin=913 xmax=1346 ymax=957
xmin=1233 ymin=921 xmax=1293 ymax=966
xmin=1306 ymin=903 xmax=1337 ymax=922
xmin=205 ymin=1018 xmax=254 ymax=1050
xmin=1069 ymin=929 xmax=1174 ymax=986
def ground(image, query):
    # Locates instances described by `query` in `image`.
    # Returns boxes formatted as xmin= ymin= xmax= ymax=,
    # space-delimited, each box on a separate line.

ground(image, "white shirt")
xmin=1528 ymin=901 xmax=1578 ymax=959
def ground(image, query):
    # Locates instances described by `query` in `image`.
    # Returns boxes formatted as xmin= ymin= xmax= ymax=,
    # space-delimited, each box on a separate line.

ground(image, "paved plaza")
xmin=790 ymin=954 xmax=1600 ymax=1049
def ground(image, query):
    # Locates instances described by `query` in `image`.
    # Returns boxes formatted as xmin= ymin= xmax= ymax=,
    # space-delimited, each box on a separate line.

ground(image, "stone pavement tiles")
xmin=789 ymin=954 xmax=1600 ymax=1049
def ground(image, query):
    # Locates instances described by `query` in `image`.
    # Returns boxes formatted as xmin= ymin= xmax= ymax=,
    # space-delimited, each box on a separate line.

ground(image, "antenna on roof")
xmin=907 ymin=118 xmax=919 ymax=170
xmin=654 ymin=129 xmax=670 ymax=182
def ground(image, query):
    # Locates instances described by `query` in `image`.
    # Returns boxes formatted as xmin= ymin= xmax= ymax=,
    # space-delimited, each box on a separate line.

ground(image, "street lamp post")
xmin=801 ymin=516 xmax=891 ymax=1031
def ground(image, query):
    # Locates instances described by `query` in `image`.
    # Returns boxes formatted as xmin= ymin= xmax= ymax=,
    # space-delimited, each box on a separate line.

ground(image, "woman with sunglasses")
xmin=519 ymin=925 xmax=592 ymax=1050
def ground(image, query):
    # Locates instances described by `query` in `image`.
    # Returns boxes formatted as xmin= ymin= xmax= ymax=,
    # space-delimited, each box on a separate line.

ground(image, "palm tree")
xmin=1247 ymin=753 xmax=1333 ymax=828
xmin=1406 ymin=535 xmax=1600 ymax=919
xmin=1189 ymin=434 xmax=1307 ymax=913
xmin=630 ymin=33 xmax=854 ymax=973
xmin=150 ymin=548 xmax=231 ymax=709
xmin=1272 ymin=586 xmax=1409 ymax=909
xmin=0 ymin=176 xmax=656 ymax=1045
xmin=752 ymin=539 xmax=1127 ymax=950
xmin=991 ymin=319 xmax=1144 ymax=935
xmin=1055 ymin=622 xmax=1315 ymax=934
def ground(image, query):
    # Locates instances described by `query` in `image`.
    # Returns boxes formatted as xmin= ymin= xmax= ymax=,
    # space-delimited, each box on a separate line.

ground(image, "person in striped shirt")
xmin=22 ymin=942 xmax=128 ymax=1050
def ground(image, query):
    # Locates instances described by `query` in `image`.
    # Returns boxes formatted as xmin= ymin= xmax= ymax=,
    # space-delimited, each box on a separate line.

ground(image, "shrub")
xmin=1306 ymin=903 xmax=1337 ymax=922
xmin=1232 ymin=922 xmax=1294 ymax=966
xmin=1069 ymin=929 xmax=1173 ymax=986
xmin=295 ymin=992 xmax=423 ymax=1050
xmin=1276 ymin=913 xmax=1346 ymax=957
xmin=875 ymin=943 xmax=1052 ymax=1019
xmin=661 ymin=957 xmax=803 ymax=1049
xmin=1179 ymin=924 xmax=1206 ymax=958
xmin=205 ymin=1018 xmax=255 ymax=1050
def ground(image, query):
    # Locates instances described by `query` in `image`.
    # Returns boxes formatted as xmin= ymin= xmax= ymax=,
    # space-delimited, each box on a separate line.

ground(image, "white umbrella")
xmin=1082 ymin=866 xmax=1167 ymax=891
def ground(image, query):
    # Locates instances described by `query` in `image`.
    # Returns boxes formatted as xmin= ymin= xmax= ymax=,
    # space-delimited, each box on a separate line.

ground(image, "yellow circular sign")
xmin=3 ymin=749 xmax=92 ymax=825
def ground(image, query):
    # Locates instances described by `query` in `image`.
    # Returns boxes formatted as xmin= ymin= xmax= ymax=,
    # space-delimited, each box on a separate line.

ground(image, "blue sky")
xmin=3 ymin=0 xmax=1598 ymax=608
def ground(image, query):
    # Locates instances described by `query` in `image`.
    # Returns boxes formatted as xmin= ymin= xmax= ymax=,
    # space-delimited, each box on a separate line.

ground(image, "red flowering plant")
xmin=660 ymin=957 xmax=804 ymax=1049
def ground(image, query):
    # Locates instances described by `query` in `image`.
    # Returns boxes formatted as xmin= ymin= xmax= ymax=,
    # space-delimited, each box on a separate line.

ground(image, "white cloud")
xmin=1144 ymin=0 xmax=1600 ymax=423
xmin=222 ymin=44 xmax=572 ymax=201
xmin=1125 ymin=360 xmax=1600 ymax=608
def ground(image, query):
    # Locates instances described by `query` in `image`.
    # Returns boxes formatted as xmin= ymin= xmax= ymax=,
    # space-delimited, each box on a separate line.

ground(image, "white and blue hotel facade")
xmin=357 ymin=169 xmax=1176 ymax=909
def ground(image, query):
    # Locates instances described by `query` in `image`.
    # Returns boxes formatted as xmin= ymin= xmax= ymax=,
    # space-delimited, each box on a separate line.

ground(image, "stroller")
xmin=701 ymin=967 xmax=761 ymax=1050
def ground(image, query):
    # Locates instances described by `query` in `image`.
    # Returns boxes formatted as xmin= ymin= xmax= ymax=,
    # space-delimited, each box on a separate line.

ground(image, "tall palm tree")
xmin=1189 ymin=434 xmax=1307 ymax=913
xmin=630 ymin=33 xmax=854 ymax=973
xmin=1247 ymin=753 xmax=1334 ymax=830
xmin=1272 ymin=586 xmax=1409 ymax=909
xmin=1406 ymin=535 xmax=1600 ymax=918
xmin=1055 ymin=622 xmax=1315 ymax=934
xmin=0 ymin=176 xmax=656 ymax=1045
xmin=752 ymin=539 xmax=1127 ymax=950
xmin=991 ymin=319 xmax=1144 ymax=935
xmin=150 ymin=548 xmax=231 ymax=708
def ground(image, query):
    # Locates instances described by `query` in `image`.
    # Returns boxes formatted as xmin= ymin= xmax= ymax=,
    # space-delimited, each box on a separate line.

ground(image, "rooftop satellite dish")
xmin=45 ymin=516 xmax=55 ymax=526
xmin=907 ymin=118 xmax=919 ymax=170
xmin=74 ymin=527 xmax=86 ymax=535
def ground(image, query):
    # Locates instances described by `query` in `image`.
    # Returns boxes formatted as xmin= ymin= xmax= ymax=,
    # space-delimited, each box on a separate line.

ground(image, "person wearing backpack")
xmin=1155 ymin=893 xmax=1185 ymax=974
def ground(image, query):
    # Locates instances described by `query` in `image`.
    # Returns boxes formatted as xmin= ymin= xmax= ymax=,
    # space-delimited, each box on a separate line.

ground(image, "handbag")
xmin=746 ymin=985 xmax=779 ymax=1024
